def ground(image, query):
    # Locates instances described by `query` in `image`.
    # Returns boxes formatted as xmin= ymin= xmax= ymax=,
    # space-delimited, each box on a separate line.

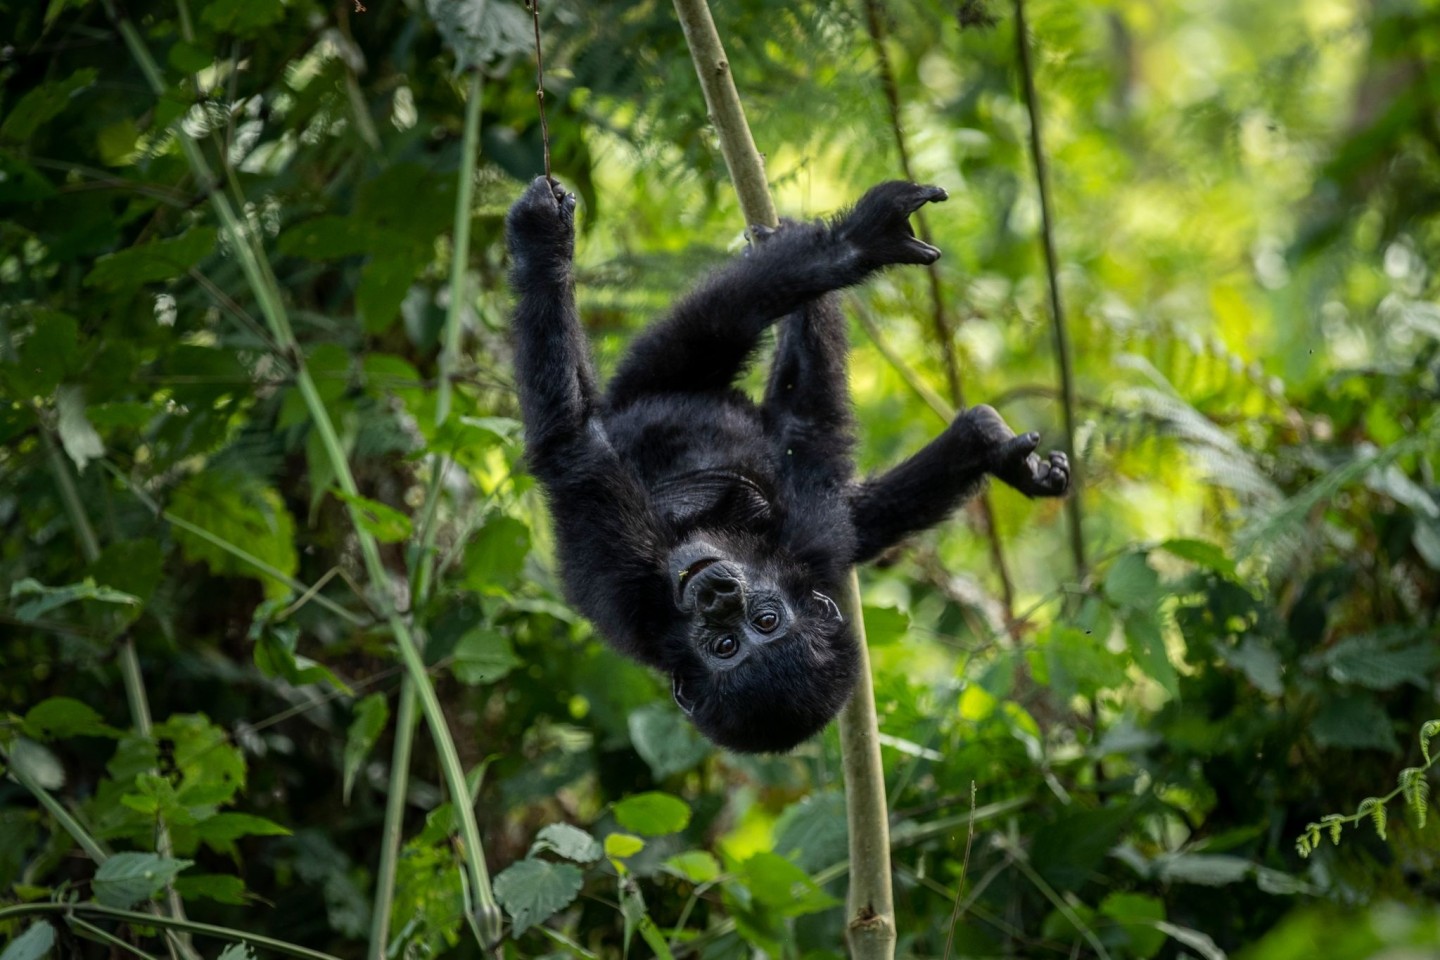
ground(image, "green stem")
xmin=370 ymin=64 xmax=486 ymax=957
xmin=437 ymin=68 xmax=484 ymax=426
xmin=1 ymin=743 xmax=111 ymax=864
xmin=40 ymin=431 xmax=200 ymax=960
xmin=69 ymin=915 xmax=164 ymax=960
xmin=0 ymin=903 xmax=344 ymax=960
xmin=100 ymin=461 xmax=369 ymax=628
xmin=1013 ymin=0 xmax=1087 ymax=578
xmin=106 ymin=8 xmax=500 ymax=946
xmin=669 ymin=3 xmax=893 ymax=957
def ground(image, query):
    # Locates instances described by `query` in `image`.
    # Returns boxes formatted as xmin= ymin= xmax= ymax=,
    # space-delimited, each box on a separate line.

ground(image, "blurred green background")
xmin=2 ymin=0 xmax=1438 ymax=957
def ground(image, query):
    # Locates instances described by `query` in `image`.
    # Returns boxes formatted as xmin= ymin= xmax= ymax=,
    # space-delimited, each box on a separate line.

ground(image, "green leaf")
xmin=604 ymin=833 xmax=646 ymax=859
xmin=628 ymin=702 xmax=710 ymax=779
xmin=530 ymin=823 xmax=603 ymax=864
xmin=174 ymin=873 xmax=248 ymax=905
xmin=663 ymin=850 xmax=721 ymax=885
xmin=93 ymin=852 xmax=193 ymax=908
xmin=1099 ymin=892 xmax=1166 ymax=959
xmin=461 ymin=514 xmax=531 ymax=591
xmin=23 ymin=697 xmax=119 ymax=740
xmin=217 ymin=944 xmax=255 ymax=960
xmin=277 ymin=216 xmax=383 ymax=259
xmin=449 ymin=628 xmax=521 ymax=685
xmin=333 ymin=490 xmax=413 ymax=543
xmin=169 ymin=471 xmax=299 ymax=600
xmin=862 ymin=604 xmax=909 ymax=646
xmin=772 ymin=792 xmax=848 ymax=873
xmin=0 ymin=921 xmax=55 ymax=960
xmin=193 ymin=813 xmax=291 ymax=844
xmin=1222 ymin=637 xmax=1283 ymax=695
xmin=200 ymin=0 xmax=285 ymax=34
xmin=427 ymin=0 xmax=537 ymax=71
xmin=357 ymin=254 xmax=422 ymax=335
xmin=613 ymin=791 xmax=691 ymax=836
xmin=10 ymin=577 xmax=140 ymax=622
xmin=9 ymin=311 xmax=78 ymax=399
xmin=1103 ymin=552 xmax=1161 ymax=610
xmin=96 ymin=118 xmax=140 ymax=166
xmin=738 ymin=852 xmax=839 ymax=916
xmin=1313 ymin=694 xmax=1398 ymax=752
xmin=1123 ymin=610 xmax=1178 ymax=698
xmin=0 ymin=68 xmax=96 ymax=141
xmin=1158 ymin=538 xmax=1237 ymax=578
xmin=342 ymin=693 xmax=389 ymax=804
xmin=1313 ymin=630 xmax=1439 ymax=690
xmin=84 ymin=227 xmax=218 ymax=291
xmin=493 ymin=858 xmax=583 ymax=935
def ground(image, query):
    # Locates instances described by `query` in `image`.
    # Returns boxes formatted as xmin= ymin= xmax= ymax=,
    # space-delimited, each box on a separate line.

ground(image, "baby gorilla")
xmin=506 ymin=177 xmax=1068 ymax=752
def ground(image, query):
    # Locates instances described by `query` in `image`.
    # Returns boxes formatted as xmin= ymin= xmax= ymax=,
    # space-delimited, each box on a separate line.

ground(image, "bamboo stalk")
xmin=669 ymin=3 xmax=895 ymax=956
xmin=1013 ymin=0 xmax=1087 ymax=577
xmin=104 ymin=6 xmax=501 ymax=946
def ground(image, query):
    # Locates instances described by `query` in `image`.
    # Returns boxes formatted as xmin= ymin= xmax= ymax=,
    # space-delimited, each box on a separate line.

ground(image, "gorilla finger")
xmin=997 ymin=432 xmax=1041 ymax=462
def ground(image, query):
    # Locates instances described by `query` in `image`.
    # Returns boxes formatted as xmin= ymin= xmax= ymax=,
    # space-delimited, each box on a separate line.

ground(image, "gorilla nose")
xmin=695 ymin=572 xmax=741 ymax=613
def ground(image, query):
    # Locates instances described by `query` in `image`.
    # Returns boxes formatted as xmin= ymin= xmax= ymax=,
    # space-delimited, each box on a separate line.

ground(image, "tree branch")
xmin=669 ymin=2 xmax=895 ymax=957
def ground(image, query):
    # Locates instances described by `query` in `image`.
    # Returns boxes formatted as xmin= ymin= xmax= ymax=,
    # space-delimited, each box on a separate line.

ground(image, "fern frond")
xmin=1319 ymin=814 xmax=1345 ymax=845
xmin=1421 ymin=719 xmax=1440 ymax=764
xmin=1356 ymin=797 xmax=1388 ymax=840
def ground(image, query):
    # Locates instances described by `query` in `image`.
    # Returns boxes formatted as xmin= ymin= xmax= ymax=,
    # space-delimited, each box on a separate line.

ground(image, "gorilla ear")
xmin=671 ymin=675 xmax=696 ymax=716
xmin=813 ymin=591 xmax=844 ymax=622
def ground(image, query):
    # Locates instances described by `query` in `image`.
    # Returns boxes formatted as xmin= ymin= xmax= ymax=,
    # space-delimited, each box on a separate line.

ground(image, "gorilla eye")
xmin=752 ymin=611 xmax=779 ymax=633
xmin=713 ymin=635 xmax=739 ymax=658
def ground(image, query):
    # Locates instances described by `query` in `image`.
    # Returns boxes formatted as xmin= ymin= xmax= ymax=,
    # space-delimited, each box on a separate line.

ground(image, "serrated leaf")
xmin=217 ymin=944 xmax=255 ymax=960
xmin=862 ymin=604 xmax=909 ymax=645
xmin=1 ymin=68 xmax=96 ymax=141
xmin=1315 ymin=631 xmax=1439 ymax=690
xmin=333 ymin=490 xmax=413 ymax=543
xmin=1104 ymin=552 xmax=1161 ymax=610
xmin=0 ymin=921 xmax=55 ymax=960
xmin=493 ymin=858 xmax=583 ymax=935
xmin=1313 ymin=694 xmax=1397 ymax=751
xmin=773 ymin=792 xmax=848 ymax=872
xmin=342 ymin=694 xmax=389 ymax=804
xmin=170 ymin=471 xmax=298 ymax=600
xmin=94 ymin=852 xmax=192 ymax=908
xmin=613 ymin=792 xmax=690 ymax=836
xmin=739 ymin=852 xmax=839 ymax=916
xmin=84 ymin=227 xmax=217 ymax=290
xmin=23 ymin=697 xmax=118 ymax=740
xmin=175 ymin=873 xmax=248 ymax=905
xmin=426 ymin=0 xmax=535 ymax=71
xmin=530 ymin=823 xmax=602 ymax=864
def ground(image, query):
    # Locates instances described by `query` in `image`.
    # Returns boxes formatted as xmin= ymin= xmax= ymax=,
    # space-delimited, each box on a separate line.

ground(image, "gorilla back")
xmin=506 ymin=177 xmax=1069 ymax=753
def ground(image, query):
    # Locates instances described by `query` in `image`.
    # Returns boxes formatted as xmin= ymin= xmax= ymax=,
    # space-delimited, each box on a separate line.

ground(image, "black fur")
xmin=506 ymin=177 xmax=1069 ymax=753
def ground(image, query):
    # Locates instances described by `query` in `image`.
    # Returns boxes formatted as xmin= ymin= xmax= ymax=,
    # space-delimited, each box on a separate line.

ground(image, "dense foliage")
xmin=2 ymin=0 xmax=1438 ymax=957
